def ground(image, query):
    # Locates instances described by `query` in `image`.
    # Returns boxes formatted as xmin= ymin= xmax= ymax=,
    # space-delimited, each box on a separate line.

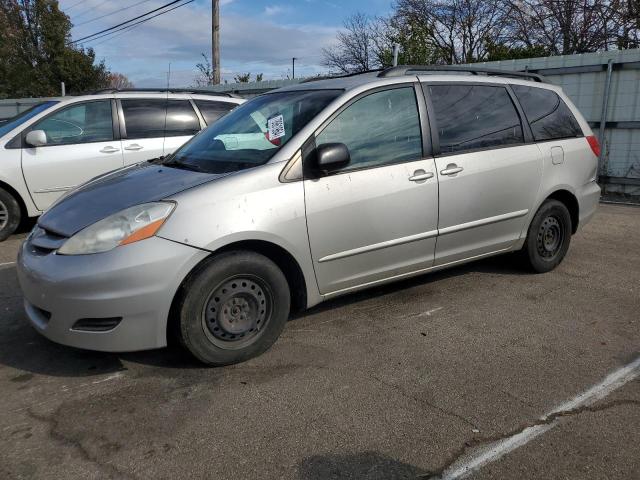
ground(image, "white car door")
xmin=119 ymin=98 xmax=169 ymax=165
xmin=21 ymin=99 xmax=123 ymax=211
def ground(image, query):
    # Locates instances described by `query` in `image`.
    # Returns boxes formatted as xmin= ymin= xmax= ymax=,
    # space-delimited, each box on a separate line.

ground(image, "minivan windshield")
xmin=165 ymin=89 xmax=342 ymax=174
xmin=0 ymin=101 xmax=59 ymax=138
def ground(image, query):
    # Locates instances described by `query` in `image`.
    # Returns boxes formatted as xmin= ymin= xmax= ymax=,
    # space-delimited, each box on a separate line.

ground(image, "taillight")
xmin=586 ymin=135 xmax=601 ymax=157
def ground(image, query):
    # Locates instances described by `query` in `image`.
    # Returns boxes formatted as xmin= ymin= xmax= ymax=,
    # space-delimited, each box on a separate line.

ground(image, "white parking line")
xmin=436 ymin=356 xmax=640 ymax=480
xmin=0 ymin=261 xmax=15 ymax=267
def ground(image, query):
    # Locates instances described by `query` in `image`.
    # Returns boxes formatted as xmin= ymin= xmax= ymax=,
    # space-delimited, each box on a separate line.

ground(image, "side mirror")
xmin=315 ymin=142 xmax=350 ymax=173
xmin=25 ymin=130 xmax=47 ymax=147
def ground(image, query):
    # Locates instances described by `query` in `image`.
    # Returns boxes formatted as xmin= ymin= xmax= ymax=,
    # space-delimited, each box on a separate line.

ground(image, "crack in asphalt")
xmin=369 ymin=374 xmax=479 ymax=430
xmin=419 ymin=398 xmax=640 ymax=479
xmin=27 ymin=407 xmax=137 ymax=480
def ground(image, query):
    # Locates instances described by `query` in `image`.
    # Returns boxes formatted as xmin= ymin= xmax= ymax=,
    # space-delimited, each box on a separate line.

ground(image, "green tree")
xmin=0 ymin=0 xmax=110 ymax=98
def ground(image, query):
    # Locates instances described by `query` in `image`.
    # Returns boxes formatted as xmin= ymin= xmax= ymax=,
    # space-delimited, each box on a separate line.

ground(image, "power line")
xmin=72 ymin=0 xmax=110 ymax=22
xmin=75 ymin=0 xmax=154 ymax=27
xmin=65 ymin=0 xmax=86 ymax=11
xmin=82 ymin=0 xmax=195 ymax=45
xmin=74 ymin=0 xmax=185 ymax=43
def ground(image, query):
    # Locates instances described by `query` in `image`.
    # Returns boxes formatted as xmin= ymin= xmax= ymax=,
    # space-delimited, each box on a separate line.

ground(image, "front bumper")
xmin=17 ymin=235 xmax=209 ymax=352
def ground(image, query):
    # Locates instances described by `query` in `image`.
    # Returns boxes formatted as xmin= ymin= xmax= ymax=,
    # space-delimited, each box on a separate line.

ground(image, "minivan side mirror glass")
xmin=25 ymin=130 xmax=47 ymax=147
xmin=315 ymin=142 xmax=350 ymax=172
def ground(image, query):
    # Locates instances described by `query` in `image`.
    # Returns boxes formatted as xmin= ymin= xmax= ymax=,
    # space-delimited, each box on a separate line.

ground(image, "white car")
xmin=0 ymin=90 xmax=243 ymax=240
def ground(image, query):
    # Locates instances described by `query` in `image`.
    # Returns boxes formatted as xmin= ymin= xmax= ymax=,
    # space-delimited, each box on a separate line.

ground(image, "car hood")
xmin=38 ymin=163 xmax=227 ymax=237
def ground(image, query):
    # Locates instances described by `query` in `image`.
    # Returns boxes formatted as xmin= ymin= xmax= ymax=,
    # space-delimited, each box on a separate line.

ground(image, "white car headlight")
xmin=57 ymin=202 xmax=175 ymax=255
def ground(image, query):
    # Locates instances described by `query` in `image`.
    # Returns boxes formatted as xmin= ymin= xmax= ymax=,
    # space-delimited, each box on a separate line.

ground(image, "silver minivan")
xmin=17 ymin=67 xmax=601 ymax=366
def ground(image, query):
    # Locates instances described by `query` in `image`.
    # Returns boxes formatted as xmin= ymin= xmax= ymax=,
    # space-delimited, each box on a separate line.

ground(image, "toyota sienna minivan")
xmin=17 ymin=66 xmax=601 ymax=366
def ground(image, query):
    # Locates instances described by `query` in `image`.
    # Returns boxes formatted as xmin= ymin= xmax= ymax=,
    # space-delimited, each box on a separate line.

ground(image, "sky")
xmin=58 ymin=0 xmax=392 ymax=87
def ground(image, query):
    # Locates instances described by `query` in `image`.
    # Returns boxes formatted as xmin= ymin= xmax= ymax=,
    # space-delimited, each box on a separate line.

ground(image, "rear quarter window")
xmin=511 ymin=85 xmax=583 ymax=141
xmin=194 ymin=100 xmax=237 ymax=125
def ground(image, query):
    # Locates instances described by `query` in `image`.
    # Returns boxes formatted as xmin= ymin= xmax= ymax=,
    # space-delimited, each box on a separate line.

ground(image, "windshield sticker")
xmin=267 ymin=114 xmax=285 ymax=141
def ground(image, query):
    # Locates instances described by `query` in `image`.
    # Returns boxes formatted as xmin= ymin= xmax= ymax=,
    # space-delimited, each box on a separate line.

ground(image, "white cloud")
xmin=76 ymin=1 xmax=338 ymax=86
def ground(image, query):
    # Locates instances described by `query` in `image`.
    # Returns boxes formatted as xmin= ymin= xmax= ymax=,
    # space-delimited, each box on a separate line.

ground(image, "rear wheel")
xmin=521 ymin=199 xmax=572 ymax=273
xmin=177 ymin=251 xmax=290 ymax=366
xmin=0 ymin=188 xmax=21 ymax=241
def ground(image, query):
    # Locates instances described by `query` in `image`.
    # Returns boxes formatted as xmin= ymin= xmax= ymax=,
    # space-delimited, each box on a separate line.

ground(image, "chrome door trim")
xmin=33 ymin=185 xmax=74 ymax=194
xmin=323 ymin=245 xmax=514 ymax=298
xmin=439 ymin=209 xmax=529 ymax=236
xmin=318 ymin=229 xmax=439 ymax=263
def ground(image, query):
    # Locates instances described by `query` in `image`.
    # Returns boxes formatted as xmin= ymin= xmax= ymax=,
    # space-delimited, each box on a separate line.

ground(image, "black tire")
xmin=521 ymin=199 xmax=572 ymax=273
xmin=177 ymin=251 xmax=290 ymax=366
xmin=0 ymin=188 xmax=21 ymax=241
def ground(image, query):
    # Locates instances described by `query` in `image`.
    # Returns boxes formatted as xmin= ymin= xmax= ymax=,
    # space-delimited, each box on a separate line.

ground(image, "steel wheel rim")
xmin=536 ymin=215 xmax=564 ymax=259
xmin=201 ymin=275 xmax=273 ymax=350
xmin=0 ymin=199 xmax=8 ymax=230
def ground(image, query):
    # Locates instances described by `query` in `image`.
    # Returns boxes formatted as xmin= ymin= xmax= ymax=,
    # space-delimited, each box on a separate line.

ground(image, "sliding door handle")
xmin=124 ymin=144 xmax=144 ymax=151
xmin=440 ymin=164 xmax=463 ymax=176
xmin=99 ymin=146 xmax=120 ymax=154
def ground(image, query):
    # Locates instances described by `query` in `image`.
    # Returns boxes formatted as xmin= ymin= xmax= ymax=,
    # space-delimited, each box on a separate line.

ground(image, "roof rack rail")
xmin=378 ymin=65 xmax=546 ymax=83
xmin=89 ymin=88 xmax=240 ymax=98
xmin=300 ymin=68 xmax=384 ymax=83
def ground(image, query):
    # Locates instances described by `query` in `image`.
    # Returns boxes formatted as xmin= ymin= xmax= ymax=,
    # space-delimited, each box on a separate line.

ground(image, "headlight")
xmin=57 ymin=202 xmax=175 ymax=255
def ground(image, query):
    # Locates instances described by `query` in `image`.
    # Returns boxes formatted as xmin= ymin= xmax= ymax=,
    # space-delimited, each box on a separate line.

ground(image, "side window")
xmin=31 ymin=101 xmax=113 ymax=146
xmin=511 ymin=85 xmax=582 ymax=141
xmin=121 ymin=99 xmax=167 ymax=139
xmin=315 ymin=87 xmax=422 ymax=172
xmin=165 ymin=100 xmax=200 ymax=137
xmin=428 ymin=84 xmax=524 ymax=154
xmin=194 ymin=100 xmax=236 ymax=125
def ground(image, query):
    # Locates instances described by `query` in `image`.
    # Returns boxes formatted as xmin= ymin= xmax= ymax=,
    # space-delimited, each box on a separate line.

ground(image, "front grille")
xmin=71 ymin=317 xmax=122 ymax=332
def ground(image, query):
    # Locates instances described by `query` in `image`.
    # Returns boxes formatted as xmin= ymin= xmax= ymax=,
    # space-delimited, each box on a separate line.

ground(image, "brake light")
xmin=586 ymin=136 xmax=601 ymax=157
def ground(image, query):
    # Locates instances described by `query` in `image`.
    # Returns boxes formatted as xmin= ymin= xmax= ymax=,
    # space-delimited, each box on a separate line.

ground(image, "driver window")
xmin=31 ymin=101 xmax=113 ymax=146
xmin=315 ymin=87 xmax=423 ymax=172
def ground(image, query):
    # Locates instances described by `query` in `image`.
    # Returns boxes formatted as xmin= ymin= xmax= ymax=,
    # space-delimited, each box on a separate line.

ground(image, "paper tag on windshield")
xmin=268 ymin=114 xmax=285 ymax=141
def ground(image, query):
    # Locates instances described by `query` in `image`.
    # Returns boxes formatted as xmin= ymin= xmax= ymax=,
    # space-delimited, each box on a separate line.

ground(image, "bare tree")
xmin=322 ymin=13 xmax=383 ymax=73
xmin=508 ymin=0 xmax=621 ymax=54
xmin=194 ymin=53 xmax=215 ymax=86
xmin=107 ymin=72 xmax=133 ymax=89
xmin=394 ymin=0 xmax=516 ymax=63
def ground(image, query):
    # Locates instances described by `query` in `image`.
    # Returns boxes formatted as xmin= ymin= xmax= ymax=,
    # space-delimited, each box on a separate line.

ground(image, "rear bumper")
xmin=578 ymin=180 xmax=601 ymax=229
xmin=17 ymin=236 xmax=209 ymax=352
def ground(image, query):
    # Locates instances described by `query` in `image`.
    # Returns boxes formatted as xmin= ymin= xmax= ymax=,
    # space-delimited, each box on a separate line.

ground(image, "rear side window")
xmin=194 ymin=100 xmax=236 ymax=125
xmin=164 ymin=101 xmax=200 ymax=137
xmin=428 ymin=84 xmax=524 ymax=154
xmin=315 ymin=87 xmax=423 ymax=171
xmin=511 ymin=85 xmax=582 ymax=141
xmin=121 ymin=99 xmax=166 ymax=139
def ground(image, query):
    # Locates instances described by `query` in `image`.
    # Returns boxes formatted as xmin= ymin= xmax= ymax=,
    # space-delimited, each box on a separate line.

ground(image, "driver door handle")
xmin=100 ymin=146 xmax=120 ymax=153
xmin=440 ymin=164 xmax=464 ymax=176
xmin=124 ymin=144 xmax=144 ymax=151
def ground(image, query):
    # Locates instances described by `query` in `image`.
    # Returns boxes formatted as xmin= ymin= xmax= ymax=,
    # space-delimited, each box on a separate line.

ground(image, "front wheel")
xmin=521 ymin=199 xmax=572 ymax=273
xmin=0 ymin=188 xmax=21 ymax=241
xmin=177 ymin=251 xmax=290 ymax=366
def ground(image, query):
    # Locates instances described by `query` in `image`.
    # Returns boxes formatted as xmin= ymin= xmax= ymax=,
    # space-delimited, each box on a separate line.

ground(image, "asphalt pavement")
xmin=0 ymin=204 xmax=638 ymax=479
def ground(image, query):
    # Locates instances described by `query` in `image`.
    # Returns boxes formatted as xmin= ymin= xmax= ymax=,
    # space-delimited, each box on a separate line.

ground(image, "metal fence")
xmin=2 ymin=49 xmax=639 ymax=197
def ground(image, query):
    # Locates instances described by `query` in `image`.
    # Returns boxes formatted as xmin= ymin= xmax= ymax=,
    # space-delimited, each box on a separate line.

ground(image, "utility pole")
xmin=292 ymin=57 xmax=296 ymax=79
xmin=212 ymin=0 xmax=221 ymax=84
